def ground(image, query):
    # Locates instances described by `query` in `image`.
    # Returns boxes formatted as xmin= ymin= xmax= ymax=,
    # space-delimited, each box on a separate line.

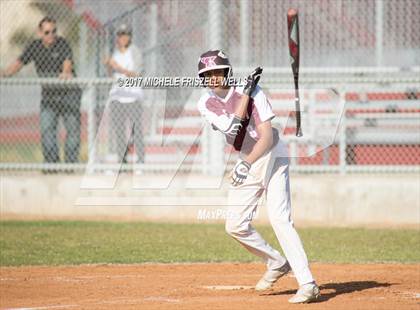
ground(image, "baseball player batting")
xmin=196 ymin=50 xmax=320 ymax=303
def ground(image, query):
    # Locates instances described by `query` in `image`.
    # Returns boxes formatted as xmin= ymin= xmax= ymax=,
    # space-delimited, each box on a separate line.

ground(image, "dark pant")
xmin=109 ymin=100 xmax=144 ymax=163
xmin=40 ymin=94 xmax=81 ymax=163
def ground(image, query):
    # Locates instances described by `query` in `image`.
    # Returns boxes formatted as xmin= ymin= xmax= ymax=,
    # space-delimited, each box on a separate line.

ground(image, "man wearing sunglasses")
xmin=1 ymin=16 xmax=82 ymax=169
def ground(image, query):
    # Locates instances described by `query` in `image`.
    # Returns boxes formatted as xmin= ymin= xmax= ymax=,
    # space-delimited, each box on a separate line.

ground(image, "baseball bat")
xmin=287 ymin=8 xmax=303 ymax=137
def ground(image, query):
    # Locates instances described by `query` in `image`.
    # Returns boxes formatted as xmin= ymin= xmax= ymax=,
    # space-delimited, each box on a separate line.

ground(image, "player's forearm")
xmin=243 ymin=131 xmax=273 ymax=165
xmin=233 ymin=94 xmax=250 ymax=119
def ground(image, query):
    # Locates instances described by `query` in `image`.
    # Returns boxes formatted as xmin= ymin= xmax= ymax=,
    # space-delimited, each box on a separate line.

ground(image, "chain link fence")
xmin=0 ymin=0 xmax=419 ymax=174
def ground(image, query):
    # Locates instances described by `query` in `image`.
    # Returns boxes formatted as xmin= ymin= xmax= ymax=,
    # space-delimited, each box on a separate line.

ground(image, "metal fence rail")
xmin=1 ymin=76 xmax=419 ymax=174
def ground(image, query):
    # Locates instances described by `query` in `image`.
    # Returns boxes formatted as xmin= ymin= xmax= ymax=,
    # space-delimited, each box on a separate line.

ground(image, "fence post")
xmin=150 ymin=3 xmax=158 ymax=75
xmin=208 ymin=0 xmax=223 ymax=49
xmin=86 ymin=30 xmax=102 ymax=167
xmin=149 ymin=3 xmax=158 ymax=134
xmin=79 ymin=22 xmax=88 ymax=77
xmin=375 ymin=0 xmax=384 ymax=67
xmin=207 ymin=0 xmax=225 ymax=176
xmin=339 ymin=87 xmax=347 ymax=175
xmin=87 ymin=83 xmax=97 ymax=167
xmin=240 ymin=1 xmax=249 ymax=66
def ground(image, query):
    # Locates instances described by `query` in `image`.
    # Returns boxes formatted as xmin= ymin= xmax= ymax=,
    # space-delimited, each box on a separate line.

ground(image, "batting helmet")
xmin=198 ymin=50 xmax=232 ymax=78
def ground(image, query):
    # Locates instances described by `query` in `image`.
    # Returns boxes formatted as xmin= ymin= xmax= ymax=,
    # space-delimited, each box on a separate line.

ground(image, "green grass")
xmin=0 ymin=221 xmax=419 ymax=266
xmin=0 ymin=143 xmax=43 ymax=162
xmin=0 ymin=142 xmax=89 ymax=162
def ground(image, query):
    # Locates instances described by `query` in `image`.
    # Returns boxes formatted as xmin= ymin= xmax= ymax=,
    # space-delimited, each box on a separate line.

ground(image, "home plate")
xmin=202 ymin=285 xmax=254 ymax=290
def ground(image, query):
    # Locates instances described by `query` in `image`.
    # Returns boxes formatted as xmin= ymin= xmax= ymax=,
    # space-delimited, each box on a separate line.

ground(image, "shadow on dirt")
xmin=264 ymin=281 xmax=393 ymax=302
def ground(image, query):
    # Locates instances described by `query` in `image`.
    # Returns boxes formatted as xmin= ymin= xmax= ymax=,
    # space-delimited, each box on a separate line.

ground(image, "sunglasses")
xmin=117 ymin=31 xmax=131 ymax=36
xmin=44 ymin=28 xmax=57 ymax=36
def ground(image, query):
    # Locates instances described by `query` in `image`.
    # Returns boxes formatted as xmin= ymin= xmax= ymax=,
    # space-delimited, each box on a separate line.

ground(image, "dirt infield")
xmin=1 ymin=263 xmax=419 ymax=309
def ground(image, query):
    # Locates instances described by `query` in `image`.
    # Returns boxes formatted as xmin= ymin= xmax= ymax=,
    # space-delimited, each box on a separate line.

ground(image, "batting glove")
xmin=243 ymin=67 xmax=263 ymax=97
xmin=231 ymin=160 xmax=251 ymax=186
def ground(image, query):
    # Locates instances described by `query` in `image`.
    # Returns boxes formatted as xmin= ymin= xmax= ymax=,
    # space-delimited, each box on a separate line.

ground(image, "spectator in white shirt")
xmin=104 ymin=24 xmax=144 ymax=166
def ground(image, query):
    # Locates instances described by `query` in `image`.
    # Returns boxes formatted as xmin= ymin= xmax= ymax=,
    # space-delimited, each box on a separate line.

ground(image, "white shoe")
xmin=288 ymin=282 xmax=320 ymax=304
xmin=255 ymin=262 xmax=291 ymax=291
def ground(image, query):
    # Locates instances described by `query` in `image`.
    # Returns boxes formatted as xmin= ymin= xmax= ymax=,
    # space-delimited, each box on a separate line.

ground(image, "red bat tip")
xmin=287 ymin=8 xmax=298 ymax=16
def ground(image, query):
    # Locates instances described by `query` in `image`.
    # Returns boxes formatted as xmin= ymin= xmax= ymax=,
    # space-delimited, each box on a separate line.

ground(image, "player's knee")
xmin=225 ymin=220 xmax=249 ymax=238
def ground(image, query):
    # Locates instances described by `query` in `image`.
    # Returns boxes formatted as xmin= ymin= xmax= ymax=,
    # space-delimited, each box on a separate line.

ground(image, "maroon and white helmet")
xmin=198 ymin=50 xmax=232 ymax=78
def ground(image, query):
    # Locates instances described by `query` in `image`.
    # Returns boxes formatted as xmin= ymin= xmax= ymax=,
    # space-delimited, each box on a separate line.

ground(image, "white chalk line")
xmin=202 ymin=285 xmax=254 ymax=290
xmin=1 ymin=274 xmax=146 ymax=283
xmin=401 ymin=291 xmax=420 ymax=299
xmin=143 ymin=296 xmax=181 ymax=303
xmin=4 ymin=296 xmax=183 ymax=309
xmin=84 ymin=296 xmax=180 ymax=305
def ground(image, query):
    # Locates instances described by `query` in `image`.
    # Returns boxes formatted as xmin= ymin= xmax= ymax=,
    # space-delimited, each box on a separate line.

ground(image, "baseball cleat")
xmin=255 ymin=261 xmax=291 ymax=291
xmin=288 ymin=282 xmax=320 ymax=304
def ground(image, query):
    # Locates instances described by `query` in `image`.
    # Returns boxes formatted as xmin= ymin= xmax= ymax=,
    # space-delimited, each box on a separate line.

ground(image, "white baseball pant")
xmin=226 ymin=140 xmax=314 ymax=286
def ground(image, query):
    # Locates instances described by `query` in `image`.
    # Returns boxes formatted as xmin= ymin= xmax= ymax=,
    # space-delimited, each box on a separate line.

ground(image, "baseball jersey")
xmin=197 ymin=85 xmax=279 ymax=154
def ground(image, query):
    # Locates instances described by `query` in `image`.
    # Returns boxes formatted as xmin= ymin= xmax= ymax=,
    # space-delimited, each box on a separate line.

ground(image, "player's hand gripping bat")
xmin=287 ymin=8 xmax=303 ymax=137
xmin=243 ymin=66 xmax=263 ymax=96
